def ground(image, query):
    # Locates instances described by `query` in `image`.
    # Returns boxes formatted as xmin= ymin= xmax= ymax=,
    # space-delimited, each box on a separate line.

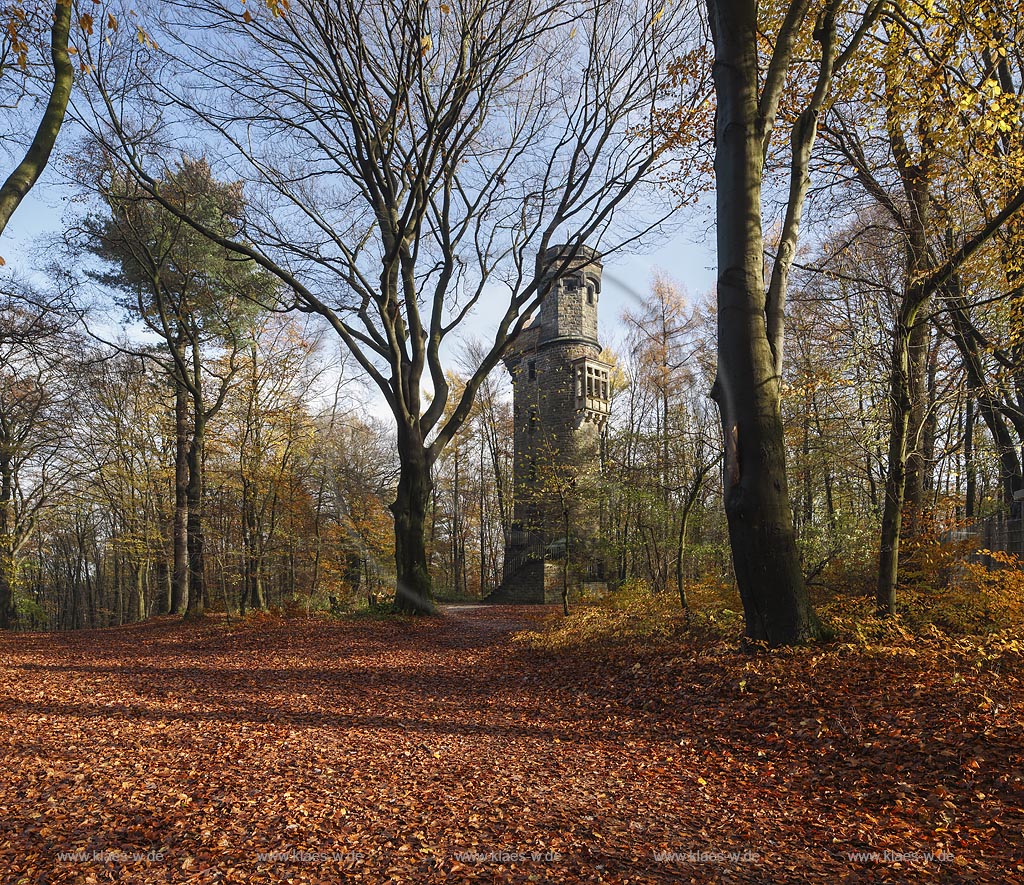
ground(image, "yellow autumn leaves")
xmin=239 ymin=0 xmax=291 ymax=23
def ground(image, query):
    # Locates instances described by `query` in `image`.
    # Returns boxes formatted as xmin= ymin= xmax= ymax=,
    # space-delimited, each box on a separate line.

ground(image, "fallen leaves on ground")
xmin=0 ymin=605 xmax=1021 ymax=883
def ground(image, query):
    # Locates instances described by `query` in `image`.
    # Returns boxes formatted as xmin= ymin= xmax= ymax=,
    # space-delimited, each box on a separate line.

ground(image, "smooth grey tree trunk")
xmin=0 ymin=0 xmax=73 ymax=236
xmin=706 ymin=0 xmax=823 ymax=645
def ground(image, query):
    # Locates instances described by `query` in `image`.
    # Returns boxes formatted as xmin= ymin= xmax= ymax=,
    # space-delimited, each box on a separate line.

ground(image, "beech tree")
xmin=702 ymin=0 xmax=886 ymax=644
xmin=0 ymin=0 xmax=73 ymax=237
xmin=84 ymin=0 xmax=694 ymax=612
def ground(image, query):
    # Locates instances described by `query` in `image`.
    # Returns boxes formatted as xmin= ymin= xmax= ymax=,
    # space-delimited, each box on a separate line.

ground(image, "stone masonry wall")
xmin=493 ymin=246 xmax=607 ymax=603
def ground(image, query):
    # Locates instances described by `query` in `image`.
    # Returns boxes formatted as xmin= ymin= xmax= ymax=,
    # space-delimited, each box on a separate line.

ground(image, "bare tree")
xmin=82 ymin=0 xmax=695 ymax=612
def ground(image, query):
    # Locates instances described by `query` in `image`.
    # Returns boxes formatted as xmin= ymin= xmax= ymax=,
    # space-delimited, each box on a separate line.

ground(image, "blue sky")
xmin=0 ymin=169 xmax=719 ymax=418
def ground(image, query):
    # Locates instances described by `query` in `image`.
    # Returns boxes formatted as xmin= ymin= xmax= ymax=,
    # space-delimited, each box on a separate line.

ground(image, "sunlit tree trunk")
xmin=903 ymin=311 xmax=932 ymax=525
xmin=0 ymin=0 xmax=73 ymax=236
xmin=876 ymin=97 xmax=933 ymax=612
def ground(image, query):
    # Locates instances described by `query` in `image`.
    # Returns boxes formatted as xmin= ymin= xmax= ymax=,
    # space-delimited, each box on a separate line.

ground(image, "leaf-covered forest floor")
xmin=0 ymin=604 xmax=1022 ymax=884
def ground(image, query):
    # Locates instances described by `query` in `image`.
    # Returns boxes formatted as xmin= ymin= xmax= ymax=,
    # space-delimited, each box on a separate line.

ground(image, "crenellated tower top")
xmin=536 ymin=244 xmax=602 ymax=347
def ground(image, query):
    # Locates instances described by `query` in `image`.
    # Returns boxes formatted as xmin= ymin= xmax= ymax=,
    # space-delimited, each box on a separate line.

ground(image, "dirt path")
xmin=0 ymin=607 xmax=1019 ymax=883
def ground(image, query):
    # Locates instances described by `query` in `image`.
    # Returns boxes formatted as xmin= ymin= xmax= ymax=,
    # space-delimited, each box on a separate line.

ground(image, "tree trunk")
xmin=0 ymin=561 xmax=14 ymax=629
xmin=965 ymin=396 xmax=976 ymax=519
xmin=479 ymin=436 xmax=487 ymax=595
xmin=923 ymin=334 xmax=939 ymax=500
xmin=876 ymin=310 xmax=914 ymax=615
xmin=0 ymin=458 xmax=15 ymax=628
xmin=0 ymin=0 xmax=73 ymax=236
xmin=135 ymin=561 xmax=147 ymax=622
xmin=241 ymin=482 xmax=265 ymax=612
xmin=390 ymin=436 xmax=436 ymax=615
xmin=676 ymin=509 xmax=689 ymax=613
xmin=153 ymin=553 xmax=171 ymax=616
xmin=706 ymin=0 xmax=822 ymax=646
xmin=675 ymin=463 xmax=715 ymax=615
xmin=904 ymin=307 xmax=932 ymax=529
xmin=876 ymin=151 xmax=931 ymax=614
xmin=562 ymin=505 xmax=570 ymax=617
xmin=884 ymin=67 xmax=933 ymax=540
xmin=801 ymin=394 xmax=812 ymax=529
xmin=185 ymin=418 xmax=206 ymax=619
xmin=171 ymin=374 xmax=189 ymax=614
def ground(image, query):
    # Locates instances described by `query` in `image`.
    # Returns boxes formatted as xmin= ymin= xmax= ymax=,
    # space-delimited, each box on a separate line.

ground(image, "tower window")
xmin=529 ymin=408 xmax=538 ymax=434
xmin=587 ymin=284 xmax=595 ymax=305
xmin=528 ymin=360 xmax=536 ymax=381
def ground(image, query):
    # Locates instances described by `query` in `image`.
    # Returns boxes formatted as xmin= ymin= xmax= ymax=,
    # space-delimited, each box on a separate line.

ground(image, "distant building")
xmin=489 ymin=245 xmax=611 ymax=603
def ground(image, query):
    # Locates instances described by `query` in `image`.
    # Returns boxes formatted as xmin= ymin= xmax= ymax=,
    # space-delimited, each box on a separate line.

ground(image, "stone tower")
xmin=492 ymin=245 xmax=611 ymax=603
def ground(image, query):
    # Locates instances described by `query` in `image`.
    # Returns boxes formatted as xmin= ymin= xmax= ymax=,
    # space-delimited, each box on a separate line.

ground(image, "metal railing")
xmin=503 ymin=528 xmax=546 ymax=580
